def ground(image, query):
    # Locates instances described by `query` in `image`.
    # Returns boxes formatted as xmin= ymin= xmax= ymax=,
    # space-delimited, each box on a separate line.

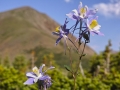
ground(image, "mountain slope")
xmin=0 ymin=6 xmax=96 ymax=67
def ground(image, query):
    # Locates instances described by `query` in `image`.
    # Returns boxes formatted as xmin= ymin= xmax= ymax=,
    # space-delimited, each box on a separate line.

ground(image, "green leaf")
xmin=64 ymin=65 xmax=71 ymax=71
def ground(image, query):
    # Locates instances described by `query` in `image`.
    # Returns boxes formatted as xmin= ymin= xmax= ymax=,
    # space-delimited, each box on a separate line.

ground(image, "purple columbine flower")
xmin=85 ymin=16 xmax=104 ymax=35
xmin=52 ymin=19 xmax=78 ymax=52
xmin=24 ymin=64 xmax=55 ymax=90
xmin=66 ymin=2 xmax=98 ymax=21
xmin=52 ymin=26 xmax=69 ymax=54
xmin=52 ymin=19 xmax=70 ymax=46
xmin=52 ymin=26 xmax=69 ymax=45
xmin=66 ymin=2 xmax=98 ymax=35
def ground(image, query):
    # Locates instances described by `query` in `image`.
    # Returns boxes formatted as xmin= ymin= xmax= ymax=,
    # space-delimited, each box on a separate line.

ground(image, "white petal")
xmin=32 ymin=66 xmax=39 ymax=76
xmin=92 ymin=25 xmax=101 ymax=31
xmin=26 ymin=72 xmax=36 ymax=78
xmin=34 ymin=77 xmax=39 ymax=83
xmin=78 ymin=2 xmax=82 ymax=13
xmin=72 ymin=9 xmax=79 ymax=16
xmin=52 ymin=32 xmax=60 ymax=36
xmin=78 ymin=2 xmax=82 ymax=10
xmin=85 ymin=5 xmax=88 ymax=12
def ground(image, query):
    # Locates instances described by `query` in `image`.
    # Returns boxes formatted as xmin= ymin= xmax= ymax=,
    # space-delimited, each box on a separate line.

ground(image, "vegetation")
xmin=0 ymin=41 xmax=120 ymax=90
xmin=0 ymin=6 xmax=119 ymax=90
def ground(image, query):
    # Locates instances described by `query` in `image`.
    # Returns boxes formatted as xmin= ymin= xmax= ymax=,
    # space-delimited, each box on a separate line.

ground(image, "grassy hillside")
xmin=0 ymin=6 xmax=96 ymax=68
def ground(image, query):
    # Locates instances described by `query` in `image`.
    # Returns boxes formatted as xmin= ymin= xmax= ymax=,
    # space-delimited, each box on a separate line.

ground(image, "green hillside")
xmin=0 ymin=6 xmax=96 ymax=68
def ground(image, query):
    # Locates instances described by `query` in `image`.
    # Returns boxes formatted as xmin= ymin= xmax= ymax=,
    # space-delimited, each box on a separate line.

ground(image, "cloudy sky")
xmin=0 ymin=0 xmax=120 ymax=53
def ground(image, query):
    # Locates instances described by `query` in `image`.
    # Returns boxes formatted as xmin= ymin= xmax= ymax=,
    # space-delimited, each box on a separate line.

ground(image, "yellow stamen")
xmin=55 ymin=27 xmax=60 ymax=32
xmin=80 ymin=8 xmax=86 ymax=14
xmin=33 ymin=66 xmax=39 ymax=76
xmin=89 ymin=20 xmax=98 ymax=29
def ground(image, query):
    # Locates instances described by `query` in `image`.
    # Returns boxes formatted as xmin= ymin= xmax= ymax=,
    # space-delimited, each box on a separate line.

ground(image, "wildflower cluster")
xmin=53 ymin=2 xmax=103 ymax=48
xmin=24 ymin=1 xmax=103 ymax=90
xmin=52 ymin=2 xmax=103 ymax=90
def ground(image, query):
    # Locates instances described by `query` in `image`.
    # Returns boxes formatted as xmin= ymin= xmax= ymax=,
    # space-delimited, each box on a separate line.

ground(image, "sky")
xmin=0 ymin=0 xmax=120 ymax=53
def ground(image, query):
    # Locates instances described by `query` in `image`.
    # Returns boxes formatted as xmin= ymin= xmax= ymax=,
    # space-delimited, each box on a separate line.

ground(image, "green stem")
xmin=73 ymin=74 xmax=76 ymax=90
xmin=75 ymin=41 xmax=86 ymax=77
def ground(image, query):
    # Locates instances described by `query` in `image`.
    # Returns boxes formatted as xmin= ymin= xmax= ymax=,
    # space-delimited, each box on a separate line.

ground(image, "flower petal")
xmin=66 ymin=13 xmax=78 ymax=20
xmin=39 ymin=64 xmax=45 ymax=74
xmin=91 ymin=25 xmax=101 ymax=31
xmin=78 ymin=2 xmax=82 ymax=13
xmin=86 ymin=8 xmax=98 ymax=18
xmin=52 ymin=32 xmax=60 ymax=36
xmin=66 ymin=13 xmax=73 ymax=19
xmin=32 ymin=66 xmax=39 ymax=76
xmin=56 ymin=36 xmax=63 ymax=45
xmin=24 ymin=78 xmax=34 ymax=85
xmin=44 ymin=66 xmax=55 ymax=73
xmin=91 ymin=30 xmax=104 ymax=36
xmin=39 ymin=75 xmax=51 ymax=80
xmin=72 ymin=9 xmax=79 ymax=16
xmin=26 ymin=72 xmax=36 ymax=78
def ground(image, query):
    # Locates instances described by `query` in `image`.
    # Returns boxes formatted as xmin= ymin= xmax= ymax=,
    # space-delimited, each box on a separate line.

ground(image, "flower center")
xmin=89 ymin=20 xmax=98 ymax=29
xmin=33 ymin=67 xmax=39 ymax=76
xmin=80 ymin=8 xmax=86 ymax=17
xmin=55 ymin=27 xmax=60 ymax=32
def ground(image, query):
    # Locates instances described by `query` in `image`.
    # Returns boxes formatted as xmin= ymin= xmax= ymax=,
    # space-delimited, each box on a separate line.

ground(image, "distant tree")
xmin=103 ymin=40 xmax=112 ymax=74
xmin=12 ymin=55 xmax=28 ymax=72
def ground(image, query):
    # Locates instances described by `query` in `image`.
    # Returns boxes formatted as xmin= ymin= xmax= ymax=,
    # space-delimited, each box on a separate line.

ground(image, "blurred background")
xmin=0 ymin=0 xmax=120 ymax=90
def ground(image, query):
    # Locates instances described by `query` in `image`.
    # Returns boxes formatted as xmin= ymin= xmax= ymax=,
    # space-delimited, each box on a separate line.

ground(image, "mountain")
xmin=0 ymin=6 xmax=96 ymax=67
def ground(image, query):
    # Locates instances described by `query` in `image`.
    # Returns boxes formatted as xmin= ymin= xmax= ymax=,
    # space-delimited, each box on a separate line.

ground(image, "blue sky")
xmin=0 ymin=0 xmax=120 ymax=53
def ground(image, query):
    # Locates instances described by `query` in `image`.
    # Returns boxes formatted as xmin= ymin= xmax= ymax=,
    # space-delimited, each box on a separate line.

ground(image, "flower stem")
xmin=73 ymin=74 xmax=76 ymax=90
xmin=78 ymin=41 xmax=86 ymax=78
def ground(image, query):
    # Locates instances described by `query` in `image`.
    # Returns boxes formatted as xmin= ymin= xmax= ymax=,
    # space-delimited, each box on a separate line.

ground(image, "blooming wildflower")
xmin=66 ymin=2 xmax=98 ymax=35
xmin=24 ymin=64 xmax=55 ymax=89
xmin=52 ymin=26 xmax=69 ymax=45
xmin=86 ymin=16 xmax=104 ymax=35
xmin=66 ymin=2 xmax=97 ymax=20
xmin=52 ymin=19 xmax=70 ymax=46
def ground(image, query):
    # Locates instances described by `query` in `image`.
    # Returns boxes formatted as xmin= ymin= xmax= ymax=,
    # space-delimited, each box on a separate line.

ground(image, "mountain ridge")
xmin=0 ymin=6 xmax=96 ymax=67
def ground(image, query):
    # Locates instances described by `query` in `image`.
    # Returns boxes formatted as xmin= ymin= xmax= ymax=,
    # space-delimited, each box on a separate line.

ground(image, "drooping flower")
xmin=24 ymin=64 xmax=55 ymax=90
xmin=52 ymin=19 xmax=70 ymax=46
xmin=52 ymin=26 xmax=69 ymax=45
xmin=86 ymin=16 xmax=104 ymax=35
xmin=52 ymin=19 xmax=78 ymax=52
xmin=66 ymin=2 xmax=98 ymax=21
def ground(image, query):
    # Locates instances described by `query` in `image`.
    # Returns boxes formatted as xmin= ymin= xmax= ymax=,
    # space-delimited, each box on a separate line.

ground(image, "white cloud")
xmin=93 ymin=0 xmax=120 ymax=17
xmin=64 ymin=0 xmax=71 ymax=3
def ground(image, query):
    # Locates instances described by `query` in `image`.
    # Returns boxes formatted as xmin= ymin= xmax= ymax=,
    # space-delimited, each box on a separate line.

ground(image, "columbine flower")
xmin=52 ymin=26 xmax=69 ymax=45
xmin=24 ymin=64 xmax=55 ymax=89
xmin=66 ymin=2 xmax=97 ymax=20
xmin=52 ymin=19 xmax=78 ymax=52
xmin=52 ymin=26 xmax=69 ymax=54
xmin=86 ymin=16 xmax=104 ymax=35
xmin=66 ymin=2 xmax=98 ymax=35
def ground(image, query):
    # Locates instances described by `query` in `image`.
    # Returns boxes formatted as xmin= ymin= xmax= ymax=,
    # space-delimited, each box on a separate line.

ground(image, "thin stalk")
xmin=68 ymin=48 xmax=73 ymax=73
xmin=73 ymin=74 xmax=76 ymax=90
xmin=68 ymin=38 xmax=78 ymax=51
xmin=77 ymin=41 xmax=86 ymax=78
